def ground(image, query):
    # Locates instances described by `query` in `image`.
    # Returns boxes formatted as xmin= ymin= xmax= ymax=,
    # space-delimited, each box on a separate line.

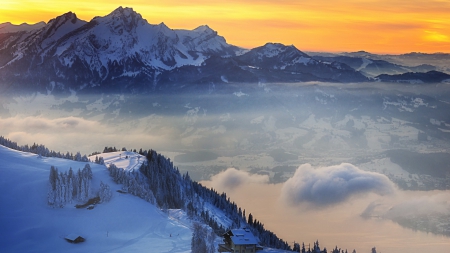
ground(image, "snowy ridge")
xmin=0 ymin=12 xmax=86 ymax=68
xmin=92 ymin=151 xmax=145 ymax=172
xmin=233 ymin=43 xmax=368 ymax=83
xmin=0 ymin=144 xmax=292 ymax=252
xmin=252 ymin=43 xmax=313 ymax=66
xmin=0 ymin=6 xmax=244 ymax=90
xmin=0 ymin=145 xmax=192 ymax=253
xmin=0 ymin=6 xmax=369 ymax=91
xmin=0 ymin=7 xmax=240 ymax=72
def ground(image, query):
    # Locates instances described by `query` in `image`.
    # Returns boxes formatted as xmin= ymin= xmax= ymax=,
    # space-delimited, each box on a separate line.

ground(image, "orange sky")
xmin=1 ymin=0 xmax=450 ymax=54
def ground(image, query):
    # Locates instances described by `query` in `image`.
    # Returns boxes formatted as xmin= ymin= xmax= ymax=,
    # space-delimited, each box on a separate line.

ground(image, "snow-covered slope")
xmin=235 ymin=43 xmax=369 ymax=82
xmin=0 ymin=7 xmax=373 ymax=93
xmin=0 ymin=6 xmax=242 ymax=92
xmin=0 ymin=145 xmax=293 ymax=252
xmin=96 ymin=151 xmax=145 ymax=172
xmin=0 ymin=146 xmax=192 ymax=253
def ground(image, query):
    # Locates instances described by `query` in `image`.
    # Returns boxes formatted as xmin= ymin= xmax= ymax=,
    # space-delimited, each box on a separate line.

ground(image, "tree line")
xmin=105 ymin=147 xmax=291 ymax=250
xmin=0 ymin=136 xmax=89 ymax=162
xmin=47 ymin=164 xmax=112 ymax=208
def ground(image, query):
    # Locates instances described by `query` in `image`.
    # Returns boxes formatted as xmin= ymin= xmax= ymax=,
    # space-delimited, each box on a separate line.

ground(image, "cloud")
xmin=281 ymin=163 xmax=395 ymax=207
xmin=0 ymin=115 xmax=182 ymax=154
xmin=209 ymin=168 xmax=269 ymax=191
xmin=0 ymin=116 xmax=103 ymax=133
xmin=384 ymin=192 xmax=450 ymax=218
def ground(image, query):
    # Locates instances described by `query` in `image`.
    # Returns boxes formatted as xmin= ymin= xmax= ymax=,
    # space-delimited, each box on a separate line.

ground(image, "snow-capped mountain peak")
xmin=193 ymin=25 xmax=214 ymax=33
xmin=0 ymin=7 xmax=368 ymax=92
xmin=236 ymin=42 xmax=314 ymax=69
xmin=98 ymin=6 xmax=146 ymax=33
xmin=39 ymin=11 xmax=87 ymax=49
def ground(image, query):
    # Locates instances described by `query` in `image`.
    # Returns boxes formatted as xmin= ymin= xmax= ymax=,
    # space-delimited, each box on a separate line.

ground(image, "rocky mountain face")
xmin=234 ymin=43 xmax=368 ymax=83
xmin=0 ymin=7 xmax=369 ymax=94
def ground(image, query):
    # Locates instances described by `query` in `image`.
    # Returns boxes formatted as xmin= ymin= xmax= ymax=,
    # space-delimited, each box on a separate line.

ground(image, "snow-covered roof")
xmin=230 ymin=229 xmax=258 ymax=245
xmin=65 ymin=234 xmax=83 ymax=241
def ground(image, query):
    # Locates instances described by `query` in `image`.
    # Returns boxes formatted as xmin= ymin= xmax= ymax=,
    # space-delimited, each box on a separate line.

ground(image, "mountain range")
xmin=0 ymin=6 xmax=370 ymax=94
xmin=0 ymin=6 xmax=449 ymax=94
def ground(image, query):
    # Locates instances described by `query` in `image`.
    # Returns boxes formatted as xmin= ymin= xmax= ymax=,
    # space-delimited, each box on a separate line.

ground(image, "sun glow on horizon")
xmin=1 ymin=0 xmax=449 ymax=54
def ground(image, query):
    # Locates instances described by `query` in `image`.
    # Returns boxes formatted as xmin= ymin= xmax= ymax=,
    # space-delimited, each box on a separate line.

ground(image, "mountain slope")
xmin=0 ymin=7 xmax=242 ymax=93
xmin=235 ymin=43 xmax=369 ymax=83
xmin=0 ymin=139 xmax=293 ymax=252
xmin=0 ymin=146 xmax=195 ymax=252
xmin=309 ymin=51 xmax=448 ymax=78
xmin=160 ymin=43 xmax=369 ymax=86
xmin=0 ymin=145 xmax=193 ymax=253
xmin=0 ymin=7 xmax=372 ymax=94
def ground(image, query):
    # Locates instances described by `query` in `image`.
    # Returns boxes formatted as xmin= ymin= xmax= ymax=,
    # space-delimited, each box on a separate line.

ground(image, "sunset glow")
xmin=1 ymin=0 xmax=450 ymax=54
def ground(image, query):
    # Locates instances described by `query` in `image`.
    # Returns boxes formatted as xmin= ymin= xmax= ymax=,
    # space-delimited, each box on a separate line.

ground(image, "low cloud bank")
xmin=209 ymin=168 xmax=269 ymax=191
xmin=0 ymin=116 xmax=179 ymax=154
xmin=0 ymin=116 xmax=103 ymax=133
xmin=371 ymin=192 xmax=450 ymax=219
xmin=281 ymin=163 xmax=395 ymax=207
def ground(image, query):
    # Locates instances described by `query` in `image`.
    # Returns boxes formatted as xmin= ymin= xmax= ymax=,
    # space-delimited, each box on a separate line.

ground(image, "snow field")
xmin=0 ymin=146 xmax=192 ymax=253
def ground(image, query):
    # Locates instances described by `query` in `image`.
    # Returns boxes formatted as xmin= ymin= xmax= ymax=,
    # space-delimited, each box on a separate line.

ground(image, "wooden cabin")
xmin=219 ymin=228 xmax=260 ymax=253
xmin=64 ymin=234 xmax=85 ymax=243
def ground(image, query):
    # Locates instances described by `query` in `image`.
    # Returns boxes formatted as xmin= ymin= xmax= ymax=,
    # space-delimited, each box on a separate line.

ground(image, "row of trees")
xmin=292 ymin=240 xmax=360 ymax=253
xmin=48 ymin=164 xmax=93 ymax=207
xmin=1 ymin=138 xmax=365 ymax=252
xmin=290 ymin=240 xmax=369 ymax=253
xmin=140 ymin=149 xmax=291 ymax=250
xmin=0 ymin=136 xmax=89 ymax=162
xmin=47 ymin=164 xmax=112 ymax=207
xmin=1 ymin=138 xmax=357 ymax=252
xmin=101 ymin=148 xmax=291 ymax=250
xmin=109 ymin=163 xmax=155 ymax=203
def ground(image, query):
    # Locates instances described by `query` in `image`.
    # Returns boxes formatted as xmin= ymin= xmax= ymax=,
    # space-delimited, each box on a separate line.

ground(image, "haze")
xmin=1 ymin=81 xmax=450 ymax=252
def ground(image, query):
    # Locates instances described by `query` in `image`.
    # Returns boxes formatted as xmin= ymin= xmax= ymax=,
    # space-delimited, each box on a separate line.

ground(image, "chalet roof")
xmin=65 ymin=233 xmax=85 ymax=242
xmin=65 ymin=234 xmax=82 ymax=241
xmin=229 ymin=229 xmax=258 ymax=245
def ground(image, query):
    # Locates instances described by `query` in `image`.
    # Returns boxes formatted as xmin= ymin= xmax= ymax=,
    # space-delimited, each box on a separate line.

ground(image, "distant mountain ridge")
xmin=376 ymin=70 xmax=450 ymax=84
xmin=0 ymin=6 xmax=369 ymax=94
xmin=309 ymin=51 xmax=450 ymax=78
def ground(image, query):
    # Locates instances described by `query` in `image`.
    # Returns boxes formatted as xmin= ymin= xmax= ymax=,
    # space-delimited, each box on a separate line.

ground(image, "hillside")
xmin=0 ymin=141 xmax=296 ymax=252
xmin=0 ymin=145 xmax=193 ymax=253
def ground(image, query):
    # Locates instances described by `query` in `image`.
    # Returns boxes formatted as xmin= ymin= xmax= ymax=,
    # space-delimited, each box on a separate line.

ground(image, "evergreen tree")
xmin=47 ymin=166 xmax=58 ymax=205
xmin=293 ymin=242 xmax=301 ymax=252
xmin=98 ymin=181 xmax=112 ymax=203
xmin=191 ymin=222 xmax=207 ymax=253
xmin=248 ymin=213 xmax=253 ymax=225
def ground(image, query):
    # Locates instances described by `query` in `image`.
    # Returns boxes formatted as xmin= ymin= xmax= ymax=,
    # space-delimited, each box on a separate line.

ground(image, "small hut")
xmin=219 ymin=228 xmax=259 ymax=252
xmin=65 ymin=234 xmax=85 ymax=243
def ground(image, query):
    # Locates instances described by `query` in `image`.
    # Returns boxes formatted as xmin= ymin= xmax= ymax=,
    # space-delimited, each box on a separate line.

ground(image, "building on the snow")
xmin=64 ymin=234 xmax=85 ymax=243
xmin=219 ymin=228 xmax=260 ymax=253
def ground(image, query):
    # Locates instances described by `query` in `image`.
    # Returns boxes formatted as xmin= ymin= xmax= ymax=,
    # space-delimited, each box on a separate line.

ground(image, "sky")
xmin=1 ymin=0 xmax=450 ymax=54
